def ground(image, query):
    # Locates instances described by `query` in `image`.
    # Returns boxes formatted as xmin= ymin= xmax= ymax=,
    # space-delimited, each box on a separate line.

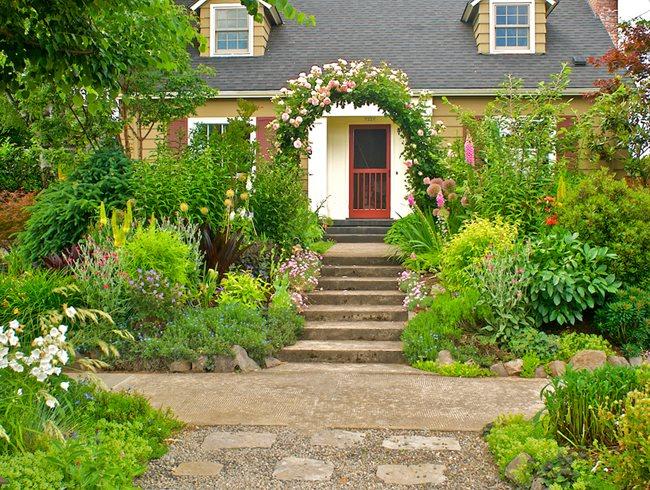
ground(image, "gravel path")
xmin=137 ymin=425 xmax=510 ymax=489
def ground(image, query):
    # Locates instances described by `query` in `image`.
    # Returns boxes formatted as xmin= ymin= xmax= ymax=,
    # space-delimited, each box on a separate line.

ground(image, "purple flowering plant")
xmin=128 ymin=269 xmax=185 ymax=325
xmin=278 ymin=248 xmax=322 ymax=293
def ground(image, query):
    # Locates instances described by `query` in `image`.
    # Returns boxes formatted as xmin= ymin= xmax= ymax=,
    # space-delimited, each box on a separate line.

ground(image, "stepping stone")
xmin=273 ymin=456 xmax=334 ymax=481
xmin=377 ymin=464 xmax=447 ymax=485
xmin=201 ymin=431 xmax=276 ymax=450
xmin=381 ymin=435 xmax=461 ymax=451
xmin=172 ymin=461 xmax=223 ymax=476
xmin=310 ymin=429 xmax=365 ymax=448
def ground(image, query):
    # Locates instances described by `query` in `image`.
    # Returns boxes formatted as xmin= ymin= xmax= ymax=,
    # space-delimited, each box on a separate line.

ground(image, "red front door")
xmin=349 ymin=125 xmax=391 ymax=219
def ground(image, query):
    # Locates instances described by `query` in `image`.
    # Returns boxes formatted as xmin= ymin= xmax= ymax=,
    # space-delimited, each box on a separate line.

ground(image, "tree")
xmin=584 ymin=20 xmax=650 ymax=180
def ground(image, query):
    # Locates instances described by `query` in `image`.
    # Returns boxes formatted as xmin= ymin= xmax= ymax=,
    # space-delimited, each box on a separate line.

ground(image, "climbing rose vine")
xmin=271 ymin=59 xmax=446 ymax=201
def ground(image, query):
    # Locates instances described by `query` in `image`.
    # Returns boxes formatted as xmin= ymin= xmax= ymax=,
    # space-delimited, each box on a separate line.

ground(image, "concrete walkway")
xmin=96 ymin=364 xmax=546 ymax=431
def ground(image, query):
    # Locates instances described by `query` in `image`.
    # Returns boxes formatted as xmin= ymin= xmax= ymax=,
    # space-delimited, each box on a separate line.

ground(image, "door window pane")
xmin=353 ymin=129 xmax=387 ymax=169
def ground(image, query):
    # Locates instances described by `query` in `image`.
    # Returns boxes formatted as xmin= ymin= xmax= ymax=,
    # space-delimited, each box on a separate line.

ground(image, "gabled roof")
xmin=186 ymin=0 xmax=282 ymax=25
xmin=183 ymin=0 xmax=613 ymax=93
xmin=461 ymin=0 xmax=558 ymax=23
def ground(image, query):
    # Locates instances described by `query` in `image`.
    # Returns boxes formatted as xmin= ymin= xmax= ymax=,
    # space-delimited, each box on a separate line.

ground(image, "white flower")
xmin=64 ymin=306 xmax=77 ymax=319
xmin=417 ymin=129 xmax=424 ymax=137
xmin=60 ymin=381 xmax=69 ymax=391
xmin=17 ymin=389 xmax=23 ymax=396
xmin=8 ymin=320 xmax=19 ymax=330
xmin=44 ymin=394 xmax=59 ymax=409
xmin=8 ymin=360 xmax=23 ymax=373
xmin=229 ymin=211 xmax=235 ymax=221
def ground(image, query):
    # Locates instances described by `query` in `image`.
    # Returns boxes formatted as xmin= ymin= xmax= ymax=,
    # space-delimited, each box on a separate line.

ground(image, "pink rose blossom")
xmin=423 ymin=177 xmax=431 ymax=185
xmin=293 ymin=139 xmax=303 ymax=149
xmin=404 ymin=160 xmax=413 ymax=168
xmin=281 ymin=113 xmax=290 ymax=122
xmin=417 ymin=129 xmax=424 ymax=137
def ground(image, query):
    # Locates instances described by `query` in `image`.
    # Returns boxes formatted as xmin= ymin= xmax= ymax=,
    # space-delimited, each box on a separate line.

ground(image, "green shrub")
xmin=219 ymin=271 xmax=270 ymax=308
xmin=485 ymin=415 xmax=563 ymax=486
xmin=528 ymin=232 xmax=620 ymax=326
xmin=543 ymin=365 xmax=642 ymax=448
xmin=413 ymin=360 xmax=494 ymax=377
xmin=506 ymin=327 xmax=560 ymax=363
xmin=18 ymin=148 xmax=132 ymax=262
xmin=132 ymin=146 xmax=229 ymax=228
xmin=557 ymin=170 xmax=650 ymax=285
xmin=401 ymin=289 xmax=481 ymax=363
xmin=250 ymin=158 xmax=322 ymax=248
xmin=602 ymin=388 xmax=650 ymax=489
xmin=521 ymin=353 xmax=542 ymax=378
xmin=472 ymin=244 xmax=535 ymax=340
xmin=0 ymin=139 xmax=53 ymax=192
xmin=266 ymin=303 xmax=304 ymax=352
xmin=0 ymin=270 xmax=76 ymax=343
xmin=141 ymin=303 xmax=269 ymax=363
xmin=557 ymin=332 xmax=614 ymax=361
xmin=121 ymin=226 xmax=193 ymax=286
xmin=384 ymin=206 xmax=443 ymax=271
xmin=440 ymin=217 xmax=517 ymax=290
xmin=595 ymin=287 xmax=650 ymax=356
xmin=0 ymin=451 xmax=64 ymax=489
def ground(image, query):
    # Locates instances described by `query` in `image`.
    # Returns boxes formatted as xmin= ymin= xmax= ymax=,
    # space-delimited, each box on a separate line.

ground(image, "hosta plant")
xmin=528 ymin=232 xmax=620 ymax=326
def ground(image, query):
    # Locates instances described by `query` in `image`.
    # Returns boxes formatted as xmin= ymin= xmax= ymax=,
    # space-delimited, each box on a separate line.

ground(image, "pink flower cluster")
xmin=278 ymin=249 xmax=322 ymax=293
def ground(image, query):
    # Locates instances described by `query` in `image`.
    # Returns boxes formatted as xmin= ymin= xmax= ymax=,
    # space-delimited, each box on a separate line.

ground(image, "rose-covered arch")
xmin=269 ymin=60 xmax=446 ymax=203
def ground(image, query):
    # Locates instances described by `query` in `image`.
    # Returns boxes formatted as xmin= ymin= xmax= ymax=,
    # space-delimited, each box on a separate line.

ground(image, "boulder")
xmin=547 ymin=360 xmax=566 ymax=377
xmin=607 ymin=355 xmax=630 ymax=367
xmin=569 ymin=350 xmax=607 ymax=371
xmin=629 ymin=356 xmax=643 ymax=367
xmin=534 ymin=366 xmax=547 ymax=378
xmin=436 ymin=350 xmax=454 ymax=366
xmin=490 ymin=363 xmax=508 ymax=377
xmin=504 ymin=358 xmax=524 ymax=376
xmin=264 ymin=356 xmax=282 ymax=369
xmin=191 ymin=355 xmax=208 ymax=373
xmin=505 ymin=452 xmax=532 ymax=483
xmin=169 ymin=360 xmax=192 ymax=373
xmin=531 ymin=477 xmax=546 ymax=490
xmin=212 ymin=355 xmax=237 ymax=373
xmin=232 ymin=345 xmax=260 ymax=372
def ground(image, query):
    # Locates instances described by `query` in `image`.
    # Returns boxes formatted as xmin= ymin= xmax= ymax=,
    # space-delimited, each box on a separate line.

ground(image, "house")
xmin=168 ymin=0 xmax=616 ymax=220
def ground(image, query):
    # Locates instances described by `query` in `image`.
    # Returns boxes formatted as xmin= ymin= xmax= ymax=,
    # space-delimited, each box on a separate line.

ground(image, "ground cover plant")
xmin=485 ymin=366 xmax=649 ymax=489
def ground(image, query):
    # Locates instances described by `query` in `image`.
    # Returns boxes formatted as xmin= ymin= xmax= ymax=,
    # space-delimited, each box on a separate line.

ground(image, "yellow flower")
xmin=238 ymin=173 xmax=248 ymax=182
xmin=240 ymin=192 xmax=249 ymax=201
xmin=224 ymin=198 xmax=233 ymax=208
xmin=180 ymin=202 xmax=189 ymax=213
xmin=200 ymin=207 xmax=209 ymax=215
xmin=226 ymin=189 xmax=235 ymax=198
xmin=12 ymin=307 xmax=20 ymax=315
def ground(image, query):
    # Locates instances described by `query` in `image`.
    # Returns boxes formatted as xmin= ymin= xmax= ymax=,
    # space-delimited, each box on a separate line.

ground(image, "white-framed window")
xmin=210 ymin=4 xmax=254 ymax=57
xmin=188 ymin=117 xmax=257 ymax=143
xmin=490 ymin=0 xmax=536 ymax=54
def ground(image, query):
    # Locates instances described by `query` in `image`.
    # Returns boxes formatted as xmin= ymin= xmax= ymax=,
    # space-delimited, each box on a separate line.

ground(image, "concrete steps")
xmin=320 ymin=265 xmax=402 ymax=278
xmin=302 ymin=322 xmax=404 ymax=341
xmin=278 ymin=340 xmax=404 ymax=364
xmin=279 ymin=235 xmax=407 ymax=365
xmin=303 ymin=305 xmax=408 ymax=322
xmin=309 ymin=290 xmax=404 ymax=306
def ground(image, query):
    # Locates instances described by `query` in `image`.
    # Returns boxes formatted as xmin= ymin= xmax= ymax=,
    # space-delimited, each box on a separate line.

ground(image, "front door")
xmin=349 ymin=125 xmax=391 ymax=219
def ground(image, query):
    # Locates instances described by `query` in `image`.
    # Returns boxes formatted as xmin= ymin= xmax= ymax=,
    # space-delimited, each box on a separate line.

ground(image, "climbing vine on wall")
xmin=270 ymin=60 xmax=446 ymax=202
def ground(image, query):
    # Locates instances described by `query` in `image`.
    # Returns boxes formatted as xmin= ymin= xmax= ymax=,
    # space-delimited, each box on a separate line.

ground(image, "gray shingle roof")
xmin=188 ymin=0 xmax=614 ymax=92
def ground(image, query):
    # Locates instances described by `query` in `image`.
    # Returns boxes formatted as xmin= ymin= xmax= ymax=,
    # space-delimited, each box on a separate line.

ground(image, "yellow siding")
xmin=472 ymin=2 xmax=490 ymax=54
xmin=198 ymin=0 xmax=271 ymax=57
xmin=535 ymin=0 xmax=547 ymax=54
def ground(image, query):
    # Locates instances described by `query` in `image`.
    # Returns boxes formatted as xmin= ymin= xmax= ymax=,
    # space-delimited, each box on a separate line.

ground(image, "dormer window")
xmin=210 ymin=4 xmax=254 ymax=57
xmin=490 ymin=0 xmax=536 ymax=54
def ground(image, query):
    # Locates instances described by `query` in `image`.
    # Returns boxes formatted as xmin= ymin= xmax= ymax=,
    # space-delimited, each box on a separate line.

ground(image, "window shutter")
xmin=256 ymin=117 xmax=275 ymax=159
xmin=168 ymin=118 xmax=188 ymax=150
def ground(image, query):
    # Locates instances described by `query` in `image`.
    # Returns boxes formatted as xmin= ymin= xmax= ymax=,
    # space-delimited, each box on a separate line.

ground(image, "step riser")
xmin=278 ymin=349 xmax=405 ymax=364
xmin=331 ymin=219 xmax=393 ymax=227
xmin=302 ymin=328 xmax=403 ymax=341
xmin=304 ymin=310 xmax=408 ymax=322
xmin=328 ymin=234 xmax=386 ymax=243
xmin=321 ymin=266 xmax=402 ymax=278
xmin=310 ymin=294 xmax=404 ymax=306
xmin=322 ymin=256 xmax=397 ymax=267
xmin=327 ymin=227 xmax=391 ymax=235
xmin=317 ymin=278 xmax=398 ymax=290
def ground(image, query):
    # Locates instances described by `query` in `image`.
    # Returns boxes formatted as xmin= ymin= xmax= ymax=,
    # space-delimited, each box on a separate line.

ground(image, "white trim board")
xmin=187 ymin=117 xmax=257 ymax=142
